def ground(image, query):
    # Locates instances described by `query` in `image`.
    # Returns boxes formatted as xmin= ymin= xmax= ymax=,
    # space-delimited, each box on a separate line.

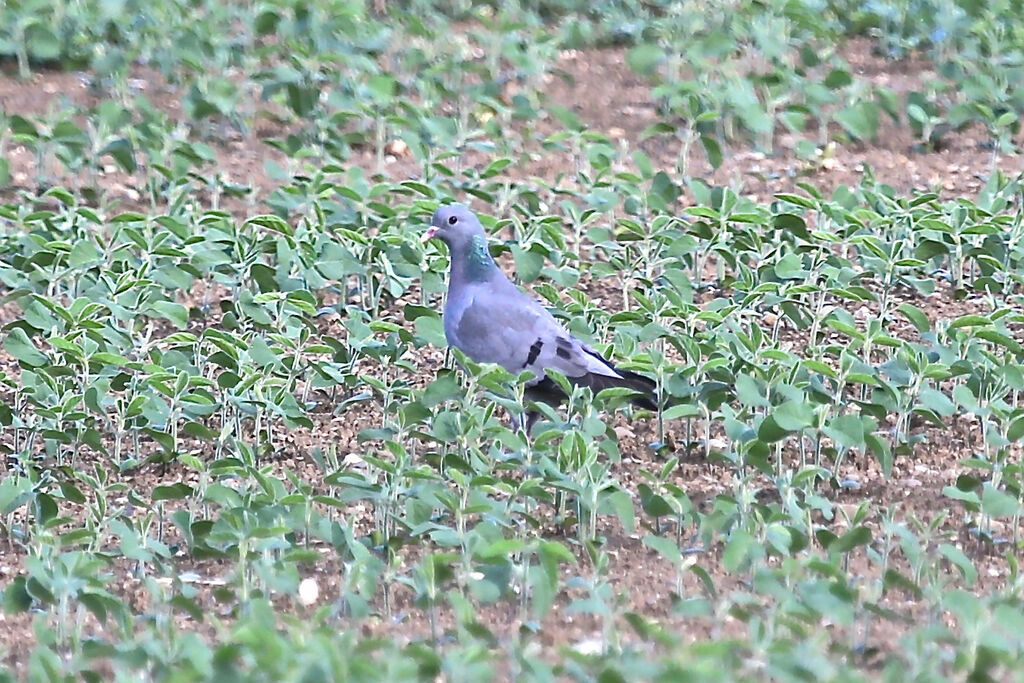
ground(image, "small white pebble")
xmin=386 ymin=139 xmax=409 ymax=156
xmin=572 ymin=637 xmax=603 ymax=656
xmin=299 ymin=577 xmax=319 ymax=606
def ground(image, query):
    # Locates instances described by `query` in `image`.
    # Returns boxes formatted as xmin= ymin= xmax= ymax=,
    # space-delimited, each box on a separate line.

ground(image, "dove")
xmin=422 ymin=204 xmax=657 ymax=428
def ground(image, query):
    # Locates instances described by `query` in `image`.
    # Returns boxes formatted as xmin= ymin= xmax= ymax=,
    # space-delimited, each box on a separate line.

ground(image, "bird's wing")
xmin=446 ymin=282 xmax=621 ymax=383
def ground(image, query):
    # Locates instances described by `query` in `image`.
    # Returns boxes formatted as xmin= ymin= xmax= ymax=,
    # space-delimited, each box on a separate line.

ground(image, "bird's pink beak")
xmin=421 ymin=227 xmax=438 ymax=243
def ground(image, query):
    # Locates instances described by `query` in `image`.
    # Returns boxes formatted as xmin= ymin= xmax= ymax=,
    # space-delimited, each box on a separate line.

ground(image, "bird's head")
xmin=422 ymin=204 xmax=482 ymax=249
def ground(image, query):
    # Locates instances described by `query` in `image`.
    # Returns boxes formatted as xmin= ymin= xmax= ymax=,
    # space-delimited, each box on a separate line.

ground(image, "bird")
xmin=422 ymin=203 xmax=658 ymax=429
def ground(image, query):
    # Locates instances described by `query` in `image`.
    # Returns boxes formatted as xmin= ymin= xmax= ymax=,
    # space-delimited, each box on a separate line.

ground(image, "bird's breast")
xmin=442 ymin=291 xmax=472 ymax=349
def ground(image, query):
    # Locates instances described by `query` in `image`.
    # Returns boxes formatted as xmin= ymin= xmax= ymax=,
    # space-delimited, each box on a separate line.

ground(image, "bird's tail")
xmin=525 ymin=366 xmax=659 ymax=411
xmin=576 ymin=367 xmax=658 ymax=410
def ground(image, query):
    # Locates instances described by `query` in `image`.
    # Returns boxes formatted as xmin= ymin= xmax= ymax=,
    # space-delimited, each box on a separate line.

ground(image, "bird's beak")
xmin=421 ymin=227 xmax=438 ymax=243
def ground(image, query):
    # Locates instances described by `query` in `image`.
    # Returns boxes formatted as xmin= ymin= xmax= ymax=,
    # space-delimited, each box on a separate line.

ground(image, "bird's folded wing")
xmin=452 ymin=288 xmax=621 ymax=382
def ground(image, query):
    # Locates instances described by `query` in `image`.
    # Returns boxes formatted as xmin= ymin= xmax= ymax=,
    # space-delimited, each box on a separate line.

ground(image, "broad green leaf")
xmin=513 ymin=246 xmax=544 ymax=283
xmin=150 ymin=301 xmax=188 ymax=329
xmin=3 ymin=328 xmax=48 ymax=367
xmin=772 ymin=400 xmax=815 ymax=431
xmin=643 ymin=534 xmax=682 ymax=565
xmin=757 ymin=416 xmax=788 ymax=443
xmin=896 ymin=303 xmax=930 ymax=333
xmin=824 ymin=414 xmax=868 ymax=451
xmin=1008 ymin=416 xmax=1024 ymax=442
xmin=865 ymin=433 xmax=892 ymax=476
xmin=735 ymin=373 xmax=768 ymax=407
xmin=662 ymin=403 xmax=700 ymax=420
xmin=830 ymin=526 xmax=871 ymax=553
xmin=700 ymin=134 xmax=723 ymax=169
xmin=422 ymin=372 xmax=463 ymax=407
xmin=26 ymin=23 xmax=61 ymax=60
xmin=950 ymin=314 xmax=992 ymax=329
xmin=723 ymin=529 xmax=753 ymax=572
xmin=981 ymin=484 xmax=1019 ymax=518
xmin=918 ymin=387 xmax=955 ymax=416
xmin=938 ymin=544 xmax=977 ymax=585
xmin=101 ymin=138 xmax=137 ymax=173
xmin=626 ymin=44 xmax=665 ymax=76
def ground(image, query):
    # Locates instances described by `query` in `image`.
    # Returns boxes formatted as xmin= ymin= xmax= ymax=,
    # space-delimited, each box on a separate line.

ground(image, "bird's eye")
xmin=447 ymin=215 xmax=458 ymax=225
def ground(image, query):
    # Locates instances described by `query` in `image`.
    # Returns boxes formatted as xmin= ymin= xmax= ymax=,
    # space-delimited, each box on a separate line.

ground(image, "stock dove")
xmin=423 ymin=204 xmax=657 ymax=425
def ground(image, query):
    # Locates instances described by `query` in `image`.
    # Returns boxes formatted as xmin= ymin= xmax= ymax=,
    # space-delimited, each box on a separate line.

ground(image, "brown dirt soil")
xmin=1 ymin=38 xmax=1022 ymax=676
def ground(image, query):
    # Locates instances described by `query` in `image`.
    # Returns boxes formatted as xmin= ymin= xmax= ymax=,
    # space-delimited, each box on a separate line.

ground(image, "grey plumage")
xmin=423 ymin=204 xmax=657 ymax=417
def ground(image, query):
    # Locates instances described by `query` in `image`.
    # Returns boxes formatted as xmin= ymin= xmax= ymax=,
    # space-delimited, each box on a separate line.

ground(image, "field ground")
xmin=1 ymin=3 xmax=1024 ymax=680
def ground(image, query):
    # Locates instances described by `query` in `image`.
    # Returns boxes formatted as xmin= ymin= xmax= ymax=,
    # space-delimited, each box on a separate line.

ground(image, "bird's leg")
xmin=525 ymin=410 xmax=541 ymax=435
xmin=506 ymin=406 xmax=527 ymax=434
xmin=504 ymin=405 xmax=540 ymax=437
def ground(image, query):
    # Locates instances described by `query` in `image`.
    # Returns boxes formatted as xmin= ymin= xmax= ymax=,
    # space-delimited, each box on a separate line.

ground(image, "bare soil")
xmin=0 ymin=38 xmax=1022 ymax=675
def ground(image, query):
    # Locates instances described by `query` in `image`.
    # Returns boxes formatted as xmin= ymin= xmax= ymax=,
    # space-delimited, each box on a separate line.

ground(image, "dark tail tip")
xmin=526 ymin=369 xmax=659 ymax=412
xmin=616 ymin=368 xmax=658 ymax=410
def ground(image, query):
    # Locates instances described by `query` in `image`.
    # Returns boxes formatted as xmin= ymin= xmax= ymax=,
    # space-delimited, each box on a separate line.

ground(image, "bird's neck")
xmin=452 ymin=234 xmax=498 ymax=284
